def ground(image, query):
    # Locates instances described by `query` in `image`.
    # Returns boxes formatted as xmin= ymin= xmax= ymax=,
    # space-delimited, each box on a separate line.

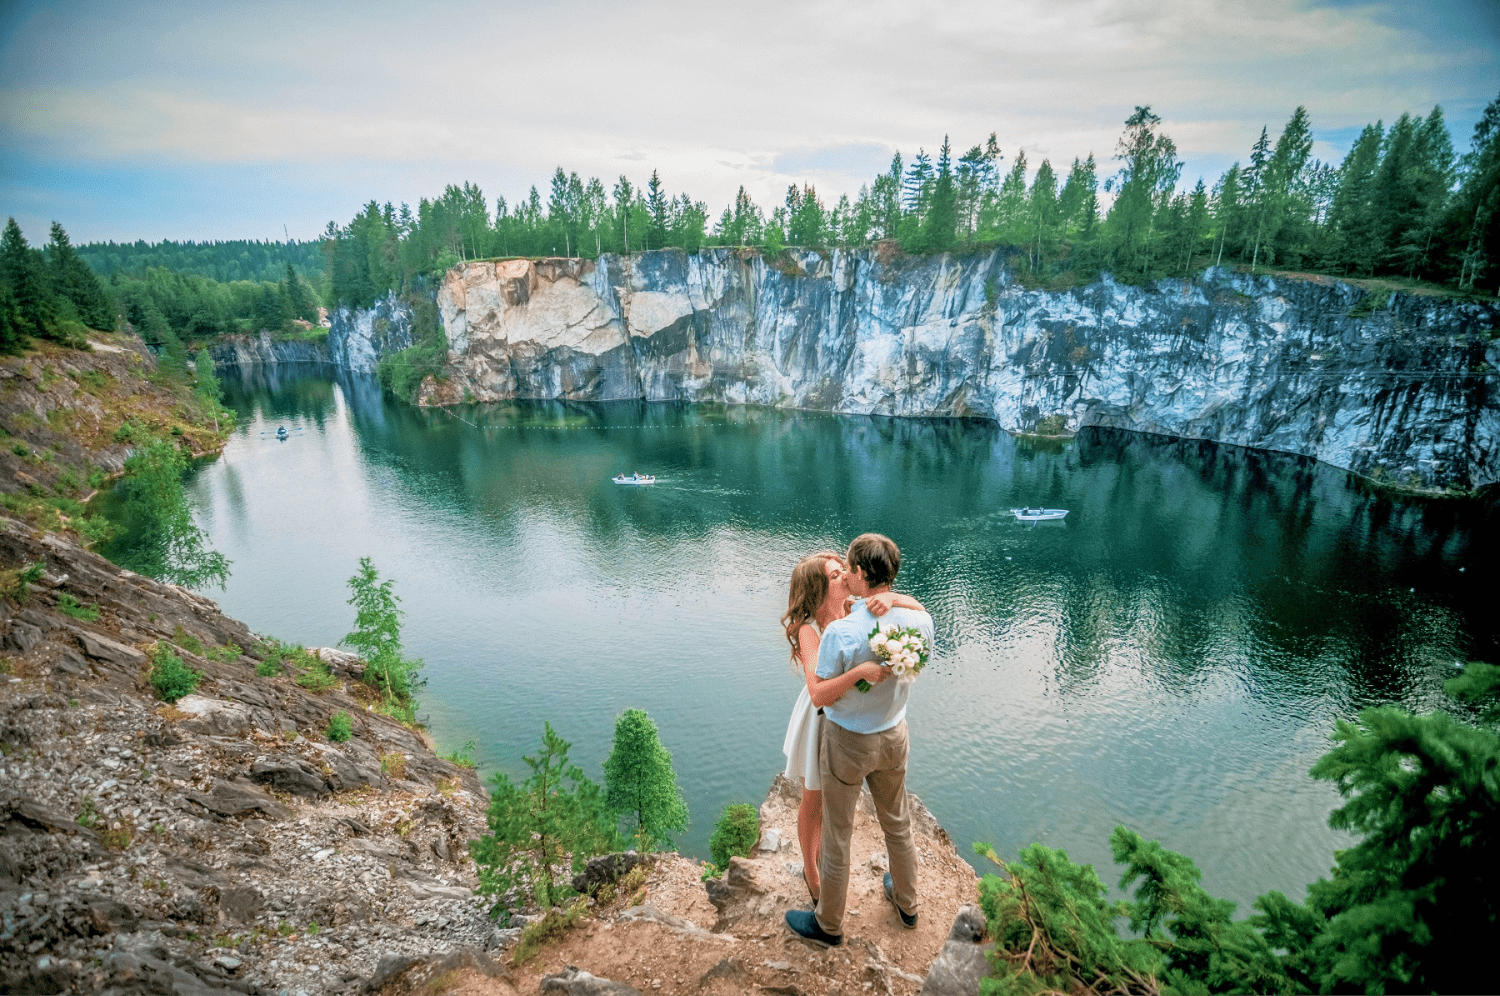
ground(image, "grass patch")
xmin=171 ymin=625 xmax=205 ymax=655
xmin=255 ymin=658 xmax=282 ymax=677
xmin=379 ymin=751 xmax=406 ymax=780
xmin=76 ymin=795 xmax=100 ymax=830
xmin=56 ymin=592 xmax=101 ymax=621
xmin=101 ymin=826 xmax=134 ymax=851
xmin=204 ymin=641 xmax=241 ymax=663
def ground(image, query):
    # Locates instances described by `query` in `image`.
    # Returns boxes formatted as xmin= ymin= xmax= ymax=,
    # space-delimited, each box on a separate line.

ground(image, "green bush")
xmin=708 ymin=803 xmax=760 ymax=870
xmin=325 ymin=710 xmax=352 ymax=742
xmin=149 ymin=643 xmax=201 ymax=703
xmin=603 ymin=708 xmax=688 ymax=851
xmin=255 ymin=658 xmax=281 ymax=677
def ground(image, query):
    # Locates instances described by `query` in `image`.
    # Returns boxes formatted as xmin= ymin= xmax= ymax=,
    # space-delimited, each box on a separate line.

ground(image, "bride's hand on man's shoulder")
xmin=867 ymin=592 xmax=895 ymax=616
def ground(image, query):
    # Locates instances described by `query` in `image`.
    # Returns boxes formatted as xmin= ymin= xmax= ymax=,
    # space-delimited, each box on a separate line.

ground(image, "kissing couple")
xmin=778 ymin=533 xmax=935 ymax=946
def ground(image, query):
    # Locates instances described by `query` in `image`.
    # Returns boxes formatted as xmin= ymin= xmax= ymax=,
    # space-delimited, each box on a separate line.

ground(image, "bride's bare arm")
xmin=799 ymin=623 xmax=886 ymax=707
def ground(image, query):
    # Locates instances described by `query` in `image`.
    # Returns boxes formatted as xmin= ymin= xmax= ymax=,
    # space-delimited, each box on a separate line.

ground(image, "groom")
xmin=786 ymin=533 xmax=934 ymax=946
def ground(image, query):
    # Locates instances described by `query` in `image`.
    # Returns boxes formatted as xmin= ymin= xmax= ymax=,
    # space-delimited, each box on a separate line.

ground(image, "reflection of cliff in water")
xmin=221 ymin=362 xmax=341 ymax=428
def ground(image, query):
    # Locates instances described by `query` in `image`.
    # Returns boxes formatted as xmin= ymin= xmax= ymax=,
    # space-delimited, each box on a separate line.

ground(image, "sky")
xmin=1 ymin=0 xmax=1496 ymax=244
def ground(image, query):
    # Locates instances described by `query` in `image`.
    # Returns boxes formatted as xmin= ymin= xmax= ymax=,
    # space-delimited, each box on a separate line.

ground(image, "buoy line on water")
xmin=429 ymin=408 xmax=845 ymax=432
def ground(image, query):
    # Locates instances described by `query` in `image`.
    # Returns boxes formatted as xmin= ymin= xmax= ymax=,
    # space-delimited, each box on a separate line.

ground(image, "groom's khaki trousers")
xmin=815 ymin=719 xmax=918 ymax=935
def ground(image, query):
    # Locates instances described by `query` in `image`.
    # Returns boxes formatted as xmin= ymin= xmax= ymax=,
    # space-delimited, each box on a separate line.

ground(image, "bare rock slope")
xmin=0 ymin=521 xmax=493 ymax=995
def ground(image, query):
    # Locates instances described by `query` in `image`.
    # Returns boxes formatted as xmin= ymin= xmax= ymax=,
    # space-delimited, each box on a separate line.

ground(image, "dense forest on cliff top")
xmin=317 ymin=96 xmax=1500 ymax=310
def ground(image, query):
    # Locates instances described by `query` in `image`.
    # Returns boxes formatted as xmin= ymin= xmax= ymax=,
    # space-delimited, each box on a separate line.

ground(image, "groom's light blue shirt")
xmin=817 ymin=599 xmax=935 ymax=734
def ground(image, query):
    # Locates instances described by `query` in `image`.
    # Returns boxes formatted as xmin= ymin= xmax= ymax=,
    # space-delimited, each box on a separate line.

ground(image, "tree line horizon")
xmin=315 ymin=96 xmax=1499 ymax=309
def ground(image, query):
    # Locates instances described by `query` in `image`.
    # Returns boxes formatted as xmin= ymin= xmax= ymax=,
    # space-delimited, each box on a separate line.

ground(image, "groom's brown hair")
xmin=847 ymin=533 xmax=900 ymax=589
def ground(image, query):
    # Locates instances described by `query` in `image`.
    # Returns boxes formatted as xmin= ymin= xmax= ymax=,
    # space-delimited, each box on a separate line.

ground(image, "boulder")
xmin=540 ymin=965 xmax=643 ymax=996
xmin=248 ymin=756 xmax=329 ymax=798
xmin=571 ymin=850 xmax=650 ymax=896
xmin=920 ymin=905 xmax=995 ymax=996
xmin=184 ymin=779 xmax=289 ymax=821
xmin=174 ymin=696 xmax=253 ymax=738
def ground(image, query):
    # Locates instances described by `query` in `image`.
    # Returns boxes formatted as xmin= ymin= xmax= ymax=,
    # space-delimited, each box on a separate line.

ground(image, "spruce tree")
xmin=1 ymin=218 xmax=56 ymax=341
xmin=48 ymin=222 xmax=114 ymax=330
xmin=922 ymin=137 xmax=958 ymax=252
xmin=603 ymin=708 xmax=689 ymax=851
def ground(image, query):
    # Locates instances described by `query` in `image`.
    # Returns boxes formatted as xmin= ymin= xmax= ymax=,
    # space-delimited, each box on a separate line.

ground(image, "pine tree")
xmin=471 ymin=723 xmax=623 ymax=911
xmin=602 ymin=709 xmax=689 ymax=851
xmin=1450 ymin=92 xmax=1500 ymax=292
xmin=1325 ymin=123 xmax=1384 ymax=275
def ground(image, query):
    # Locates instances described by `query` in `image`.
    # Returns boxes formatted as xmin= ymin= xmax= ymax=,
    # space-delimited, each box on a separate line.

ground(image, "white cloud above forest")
xmin=0 ymin=0 xmax=1494 ymax=240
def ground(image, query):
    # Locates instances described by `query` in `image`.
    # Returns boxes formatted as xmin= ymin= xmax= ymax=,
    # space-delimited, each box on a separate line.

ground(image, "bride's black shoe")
xmin=801 ymin=868 xmax=818 ymax=909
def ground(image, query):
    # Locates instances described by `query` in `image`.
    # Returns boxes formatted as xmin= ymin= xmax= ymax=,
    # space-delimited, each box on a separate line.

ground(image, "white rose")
xmin=869 ymin=637 xmax=884 ymax=653
xmin=884 ymin=639 xmax=903 ymax=655
xmin=891 ymin=662 xmax=908 ymax=676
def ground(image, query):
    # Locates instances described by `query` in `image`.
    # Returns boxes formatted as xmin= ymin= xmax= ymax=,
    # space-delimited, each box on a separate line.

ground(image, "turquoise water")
xmin=184 ymin=364 xmax=1494 ymax=914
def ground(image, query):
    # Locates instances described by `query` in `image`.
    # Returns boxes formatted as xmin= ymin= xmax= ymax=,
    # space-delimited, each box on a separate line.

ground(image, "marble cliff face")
xmin=323 ymin=249 xmax=1499 ymax=490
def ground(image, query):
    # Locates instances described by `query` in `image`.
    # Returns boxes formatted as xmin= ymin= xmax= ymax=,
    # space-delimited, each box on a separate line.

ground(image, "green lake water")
xmin=182 ymin=363 xmax=1495 ymax=913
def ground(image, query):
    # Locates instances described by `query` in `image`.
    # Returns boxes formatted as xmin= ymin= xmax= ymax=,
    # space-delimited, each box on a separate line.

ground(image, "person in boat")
xmin=778 ymin=547 xmax=923 ymax=913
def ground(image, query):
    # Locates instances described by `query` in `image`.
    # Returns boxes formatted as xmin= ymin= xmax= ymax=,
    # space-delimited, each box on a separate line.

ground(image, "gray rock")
xmin=64 ymin=624 xmax=147 ymax=667
xmin=219 ymin=886 xmax=263 ymax=923
xmin=571 ymin=850 xmax=650 ymax=896
xmin=184 ymin=779 xmax=289 ymax=821
xmin=3 ymin=620 xmax=41 ymax=653
xmin=174 ymin=696 xmax=253 ymax=738
xmin=540 ymin=965 xmax=643 ymax=996
xmin=248 ymin=756 xmax=328 ymax=798
xmin=921 ymin=905 xmax=995 ymax=996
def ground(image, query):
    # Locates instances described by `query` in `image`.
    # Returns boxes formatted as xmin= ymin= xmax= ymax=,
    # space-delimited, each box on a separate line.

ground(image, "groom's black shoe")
xmin=884 ymin=873 xmax=918 ymax=929
xmin=785 ymin=910 xmax=842 ymax=947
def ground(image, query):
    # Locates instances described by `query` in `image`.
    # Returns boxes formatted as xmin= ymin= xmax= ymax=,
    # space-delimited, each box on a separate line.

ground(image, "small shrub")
xmin=325 ymin=710 xmax=353 ymax=742
xmin=170 ymin=424 xmax=184 ymax=436
xmin=442 ymin=738 xmax=478 ymax=769
xmin=3 ymin=562 xmax=46 ymax=603
xmin=76 ymin=795 xmax=100 ymax=829
xmin=113 ymin=421 xmax=141 ymax=443
xmin=11 ymin=443 xmax=28 ymax=456
xmin=1035 ymin=413 xmax=1068 ymax=435
xmin=708 ymin=803 xmax=760 ymax=871
xmin=56 ymin=592 xmax=101 ymax=621
xmin=510 ymin=897 xmax=589 ymax=965
xmin=255 ymin=658 xmax=281 ymax=677
xmin=149 ymin=642 xmax=202 ymax=703
xmin=75 ymin=515 xmax=113 ymax=546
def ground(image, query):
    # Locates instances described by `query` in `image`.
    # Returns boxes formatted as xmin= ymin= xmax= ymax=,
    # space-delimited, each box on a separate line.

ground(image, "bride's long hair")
xmin=781 ymin=550 xmax=842 ymax=669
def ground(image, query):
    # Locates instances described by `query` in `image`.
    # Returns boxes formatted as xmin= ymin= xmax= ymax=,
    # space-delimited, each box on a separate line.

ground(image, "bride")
xmin=779 ymin=549 xmax=924 ymax=904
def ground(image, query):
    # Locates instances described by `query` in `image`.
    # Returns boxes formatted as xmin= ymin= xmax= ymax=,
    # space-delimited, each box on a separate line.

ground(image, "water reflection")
xmin=193 ymin=366 xmax=1494 ymax=912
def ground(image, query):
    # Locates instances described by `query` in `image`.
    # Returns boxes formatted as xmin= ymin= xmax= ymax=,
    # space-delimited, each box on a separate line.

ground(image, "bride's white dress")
xmin=781 ymin=623 xmax=823 ymax=790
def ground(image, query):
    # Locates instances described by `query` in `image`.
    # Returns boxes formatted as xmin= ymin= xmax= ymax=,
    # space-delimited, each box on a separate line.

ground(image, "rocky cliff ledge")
xmin=411 ymin=250 xmax=1498 ymax=491
xmin=0 ymin=522 xmax=494 ymax=996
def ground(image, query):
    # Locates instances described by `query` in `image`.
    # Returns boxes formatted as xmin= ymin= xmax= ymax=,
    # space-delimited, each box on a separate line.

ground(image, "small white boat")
xmin=1011 ymin=507 xmax=1068 ymax=521
xmin=613 ymin=473 xmax=656 ymax=485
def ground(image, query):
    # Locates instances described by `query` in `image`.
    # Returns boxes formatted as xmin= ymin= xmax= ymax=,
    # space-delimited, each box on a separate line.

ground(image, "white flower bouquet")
xmin=856 ymin=624 xmax=931 ymax=691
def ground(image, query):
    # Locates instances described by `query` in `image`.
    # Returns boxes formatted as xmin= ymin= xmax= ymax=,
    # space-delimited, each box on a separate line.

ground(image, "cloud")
xmin=1 ymin=0 xmax=1495 ymax=240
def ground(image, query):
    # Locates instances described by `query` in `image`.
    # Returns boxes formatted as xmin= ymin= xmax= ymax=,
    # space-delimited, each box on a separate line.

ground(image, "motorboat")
xmin=1011 ymin=507 xmax=1068 ymax=521
xmin=275 ymin=426 xmax=289 ymax=441
xmin=613 ymin=473 xmax=656 ymax=485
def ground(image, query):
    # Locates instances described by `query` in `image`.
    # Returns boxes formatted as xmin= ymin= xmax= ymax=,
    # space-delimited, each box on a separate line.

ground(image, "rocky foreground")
xmin=1 ymin=518 xmax=991 ymax=996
